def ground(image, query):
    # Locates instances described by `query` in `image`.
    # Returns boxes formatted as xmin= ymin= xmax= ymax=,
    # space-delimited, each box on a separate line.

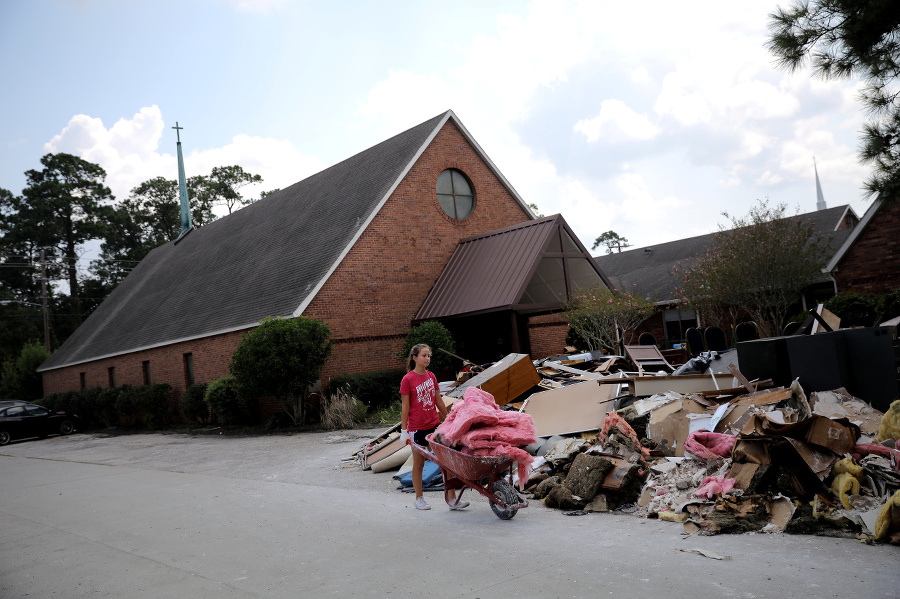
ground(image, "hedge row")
xmin=327 ymin=369 xmax=405 ymax=411
xmin=40 ymin=383 xmax=173 ymax=430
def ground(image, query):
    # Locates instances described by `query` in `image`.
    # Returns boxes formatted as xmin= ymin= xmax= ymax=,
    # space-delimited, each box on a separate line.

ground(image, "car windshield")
xmin=24 ymin=405 xmax=49 ymax=416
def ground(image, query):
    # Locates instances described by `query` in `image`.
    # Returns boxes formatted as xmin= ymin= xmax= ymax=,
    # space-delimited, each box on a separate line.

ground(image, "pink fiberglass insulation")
xmin=437 ymin=387 xmax=502 ymax=444
xmin=684 ymin=430 xmax=736 ymax=460
xmin=599 ymin=412 xmax=650 ymax=458
xmin=435 ymin=387 xmax=536 ymax=489
xmin=694 ymin=476 xmax=735 ymax=499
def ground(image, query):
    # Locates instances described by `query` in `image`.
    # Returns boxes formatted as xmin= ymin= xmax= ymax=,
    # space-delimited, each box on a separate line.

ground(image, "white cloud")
xmin=574 ymin=99 xmax=661 ymax=143
xmin=45 ymin=106 xmax=323 ymax=204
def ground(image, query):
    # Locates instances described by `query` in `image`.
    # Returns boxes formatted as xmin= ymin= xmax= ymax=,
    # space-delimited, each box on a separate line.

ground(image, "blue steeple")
xmin=173 ymin=122 xmax=194 ymax=242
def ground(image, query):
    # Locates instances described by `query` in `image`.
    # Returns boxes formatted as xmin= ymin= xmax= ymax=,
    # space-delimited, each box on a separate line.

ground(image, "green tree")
xmin=767 ymin=1 xmax=900 ymax=199
xmin=192 ymin=166 xmax=263 ymax=215
xmin=563 ymin=286 xmax=655 ymax=353
xmin=674 ymin=200 xmax=830 ymax=336
xmin=229 ymin=316 xmax=333 ymax=426
xmin=399 ymin=321 xmax=457 ymax=374
xmin=0 ymin=340 xmax=50 ymax=401
xmin=591 ymin=230 xmax=632 ymax=253
xmin=10 ymin=153 xmax=113 ymax=323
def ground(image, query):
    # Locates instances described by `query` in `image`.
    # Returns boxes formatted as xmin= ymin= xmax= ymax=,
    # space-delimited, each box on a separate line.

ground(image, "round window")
xmin=437 ymin=169 xmax=475 ymax=220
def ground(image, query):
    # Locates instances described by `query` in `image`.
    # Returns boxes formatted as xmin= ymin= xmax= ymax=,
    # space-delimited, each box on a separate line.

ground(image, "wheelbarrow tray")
xmin=409 ymin=434 xmax=528 ymax=516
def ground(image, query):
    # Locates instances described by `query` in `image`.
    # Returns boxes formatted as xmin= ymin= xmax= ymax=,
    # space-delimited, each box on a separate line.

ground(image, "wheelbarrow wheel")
xmin=490 ymin=480 xmax=519 ymax=520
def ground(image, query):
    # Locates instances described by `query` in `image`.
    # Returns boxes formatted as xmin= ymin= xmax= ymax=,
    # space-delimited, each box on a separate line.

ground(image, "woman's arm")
xmin=400 ymin=393 xmax=410 ymax=430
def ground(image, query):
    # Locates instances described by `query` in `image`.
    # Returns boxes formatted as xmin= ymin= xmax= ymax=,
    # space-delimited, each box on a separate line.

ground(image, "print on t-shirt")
xmin=415 ymin=377 xmax=435 ymax=410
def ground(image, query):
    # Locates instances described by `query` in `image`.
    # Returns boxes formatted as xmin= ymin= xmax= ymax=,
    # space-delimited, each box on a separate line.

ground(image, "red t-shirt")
xmin=400 ymin=370 xmax=440 ymax=431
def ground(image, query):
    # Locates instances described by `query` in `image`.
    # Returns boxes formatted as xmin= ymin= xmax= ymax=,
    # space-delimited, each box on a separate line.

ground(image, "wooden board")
xmin=446 ymin=353 xmax=541 ymax=406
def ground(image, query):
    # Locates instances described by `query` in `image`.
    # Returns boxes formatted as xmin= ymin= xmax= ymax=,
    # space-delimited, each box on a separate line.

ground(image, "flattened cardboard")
xmin=523 ymin=380 xmax=617 ymax=437
xmin=741 ymin=413 xmax=859 ymax=454
xmin=647 ymin=397 xmax=711 ymax=456
xmin=600 ymin=456 xmax=634 ymax=491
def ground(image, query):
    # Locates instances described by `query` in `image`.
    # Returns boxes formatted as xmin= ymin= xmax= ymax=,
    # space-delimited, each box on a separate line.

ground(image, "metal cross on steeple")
xmin=173 ymin=122 xmax=183 ymax=144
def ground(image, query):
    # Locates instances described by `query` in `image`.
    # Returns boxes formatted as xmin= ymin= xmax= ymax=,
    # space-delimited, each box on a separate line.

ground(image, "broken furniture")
xmin=624 ymin=344 xmax=676 ymax=374
xmin=684 ymin=327 xmax=704 ymax=357
xmin=638 ymin=331 xmax=657 ymax=346
xmin=737 ymin=327 xmax=898 ymax=411
xmin=704 ymin=326 xmax=728 ymax=351
xmin=445 ymin=353 xmax=541 ymax=406
xmin=733 ymin=321 xmax=759 ymax=343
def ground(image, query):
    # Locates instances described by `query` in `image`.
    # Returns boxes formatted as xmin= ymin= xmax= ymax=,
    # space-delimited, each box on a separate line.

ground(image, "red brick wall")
xmin=834 ymin=200 xmax=900 ymax=295
xmin=42 ymin=119 xmax=532 ymax=406
xmin=307 ymin=120 xmax=532 ymax=384
xmin=41 ymin=329 xmax=249 ymax=414
xmin=527 ymin=313 xmax=568 ymax=357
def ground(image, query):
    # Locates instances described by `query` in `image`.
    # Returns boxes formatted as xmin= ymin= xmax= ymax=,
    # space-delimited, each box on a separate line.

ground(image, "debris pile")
xmin=350 ymin=328 xmax=900 ymax=543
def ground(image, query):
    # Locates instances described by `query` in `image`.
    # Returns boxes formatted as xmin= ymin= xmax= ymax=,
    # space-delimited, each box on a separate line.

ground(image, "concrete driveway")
xmin=1 ymin=430 xmax=897 ymax=598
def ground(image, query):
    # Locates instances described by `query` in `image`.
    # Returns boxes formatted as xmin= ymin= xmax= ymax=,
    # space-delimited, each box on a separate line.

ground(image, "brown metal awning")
xmin=414 ymin=214 xmax=613 ymax=322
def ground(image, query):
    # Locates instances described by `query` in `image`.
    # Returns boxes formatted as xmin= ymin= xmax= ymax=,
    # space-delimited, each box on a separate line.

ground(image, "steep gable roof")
xmin=825 ymin=198 xmax=881 ymax=272
xmin=415 ymin=214 xmax=612 ymax=320
xmin=40 ymin=110 xmax=530 ymax=372
xmin=595 ymin=205 xmax=858 ymax=305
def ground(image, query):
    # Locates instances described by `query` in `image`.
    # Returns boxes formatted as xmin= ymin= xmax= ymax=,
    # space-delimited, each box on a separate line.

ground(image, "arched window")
xmin=437 ymin=169 xmax=475 ymax=220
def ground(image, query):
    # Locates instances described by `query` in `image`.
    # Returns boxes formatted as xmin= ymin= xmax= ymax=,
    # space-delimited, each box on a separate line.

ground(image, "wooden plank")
xmin=446 ymin=353 xmax=541 ymax=406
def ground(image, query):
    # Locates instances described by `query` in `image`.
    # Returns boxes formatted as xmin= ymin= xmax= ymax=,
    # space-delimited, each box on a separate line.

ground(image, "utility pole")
xmin=40 ymin=249 xmax=51 ymax=352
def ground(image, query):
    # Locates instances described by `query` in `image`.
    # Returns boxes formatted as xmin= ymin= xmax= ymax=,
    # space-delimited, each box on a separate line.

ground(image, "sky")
xmin=0 ymin=0 xmax=875 ymax=267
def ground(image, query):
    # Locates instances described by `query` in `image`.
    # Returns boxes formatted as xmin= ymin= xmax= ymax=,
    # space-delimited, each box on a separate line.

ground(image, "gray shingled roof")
xmin=594 ymin=205 xmax=856 ymax=304
xmin=40 ymin=112 xmax=450 ymax=371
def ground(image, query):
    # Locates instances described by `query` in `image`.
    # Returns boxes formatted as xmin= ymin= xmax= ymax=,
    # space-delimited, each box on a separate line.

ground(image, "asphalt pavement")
xmin=1 ymin=429 xmax=898 ymax=598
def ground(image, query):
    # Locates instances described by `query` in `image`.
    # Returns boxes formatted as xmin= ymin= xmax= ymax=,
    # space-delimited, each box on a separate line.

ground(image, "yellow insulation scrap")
xmin=876 ymin=399 xmax=900 ymax=442
xmin=830 ymin=473 xmax=861 ymax=510
xmin=874 ymin=489 xmax=900 ymax=544
xmin=832 ymin=457 xmax=863 ymax=478
xmin=829 ymin=458 xmax=863 ymax=510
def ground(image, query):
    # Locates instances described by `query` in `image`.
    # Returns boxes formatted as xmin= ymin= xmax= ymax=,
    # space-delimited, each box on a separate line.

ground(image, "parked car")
xmin=0 ymin=399 xmax=30 ymax=408
xmin=0 ymin=402 xmax=79 ymax=445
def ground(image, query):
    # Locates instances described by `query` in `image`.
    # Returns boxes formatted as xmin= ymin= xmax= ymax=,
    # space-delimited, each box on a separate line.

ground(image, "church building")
xmin=38 ymin=111 xmax=610 ymax=401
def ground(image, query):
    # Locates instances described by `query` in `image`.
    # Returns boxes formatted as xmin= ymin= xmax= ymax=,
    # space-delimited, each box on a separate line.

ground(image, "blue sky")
xmin=0 ymin=0 xmax=873 ymax=261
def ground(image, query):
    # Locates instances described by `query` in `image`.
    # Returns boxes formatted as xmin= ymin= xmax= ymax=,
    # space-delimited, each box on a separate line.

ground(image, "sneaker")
xmin=415 ymin=497 xmax=431 ymax=510
xmin=449 ymin=498 xmax=470 ymax=511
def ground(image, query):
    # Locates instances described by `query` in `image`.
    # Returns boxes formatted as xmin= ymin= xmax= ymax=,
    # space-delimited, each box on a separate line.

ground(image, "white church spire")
xmin=814 ymin=157 xmax=827 ymax=211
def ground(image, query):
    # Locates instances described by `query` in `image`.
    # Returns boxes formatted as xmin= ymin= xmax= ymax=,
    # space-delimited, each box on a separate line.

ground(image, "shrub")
xmin=327 ymin=369 xmax=405 ymax=411
xmin=876 ymin=288 xmax=900 ymax=323
xmin=399 ymin=322 xmax=457 ymax=375
xmin=370 ymin=400 xmax=403 ymax=425
xmin=320 ymin=388 xmax=367 ymax=430
xmin=205 ymin=376 xmax=256 ymax=426
xmin=114 ymin=385 xmax=141 ymax=427
xmin=824 ymin=292 xmax=878 ymax=327
xmin=181 ymin=383 xmax=210 ymax=425
xmin=142 ymin=383 xmax=173 ymax=429
xmin=95 ymin=387 xmax=119 ymax=428
xmin=71 ymin=386 xmax=103 ymax=428
xmin=230 ymin=316 xmax=332 ymax=426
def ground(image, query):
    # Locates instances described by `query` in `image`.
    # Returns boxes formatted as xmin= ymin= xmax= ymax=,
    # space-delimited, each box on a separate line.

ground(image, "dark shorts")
xmin=410 ymin=426 xmax=437 ymax=447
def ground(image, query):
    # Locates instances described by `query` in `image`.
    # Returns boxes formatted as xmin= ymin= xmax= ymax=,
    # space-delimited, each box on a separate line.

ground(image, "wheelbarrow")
xmin=409 ymin=433 xmax=528 ymax=520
